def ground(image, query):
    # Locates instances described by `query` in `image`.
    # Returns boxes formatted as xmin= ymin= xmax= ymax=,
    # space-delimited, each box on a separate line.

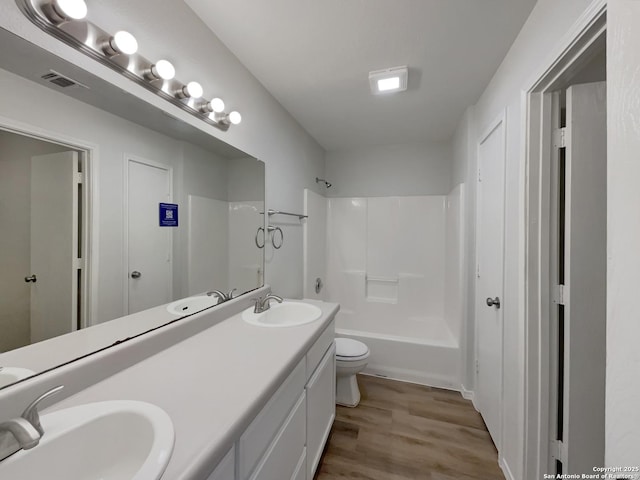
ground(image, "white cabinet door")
xmin=206 ymin=447 xmax=235 ymax=480
xmin=291 ymin=448 xmax=307 ymax=480
xmin=306 ymin=343 xmax=336 ymax=479
xmin=250 ymin=392 xmax=306 ymax=480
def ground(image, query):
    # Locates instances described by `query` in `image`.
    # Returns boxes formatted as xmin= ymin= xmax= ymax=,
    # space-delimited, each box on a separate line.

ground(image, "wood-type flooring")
xmin=314 ymin=375 xmax=505 ymax=480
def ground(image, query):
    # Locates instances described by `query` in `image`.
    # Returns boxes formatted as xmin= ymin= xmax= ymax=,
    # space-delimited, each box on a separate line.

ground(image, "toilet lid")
xmin=335 ymin=338 xmax=369 ymax=358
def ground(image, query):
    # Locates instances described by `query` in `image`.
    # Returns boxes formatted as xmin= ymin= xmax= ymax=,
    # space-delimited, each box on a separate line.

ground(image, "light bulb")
xmin=179 ymin=81 xmax=203 ymax=99
xmin=228 ymin=111 xmax=242 ymax=125
xmin=54 ymin=0 xmax=87 ymax=20
xmin=202 ymin=97 xmax=225 ymax=114
xmin=210 ymin=98 xmax=225 ymax=113
xmin=104 ymin=31 xmax=138 ymax=56
xmin=147 ymin=60 xmax=175 ymax=80
xmin=44 ymin=0 xmax=87 ymax=23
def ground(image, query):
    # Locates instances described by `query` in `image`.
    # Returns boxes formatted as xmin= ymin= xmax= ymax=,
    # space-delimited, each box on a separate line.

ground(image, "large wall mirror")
xmin=0 ymin=27 xmax=265 ymax=389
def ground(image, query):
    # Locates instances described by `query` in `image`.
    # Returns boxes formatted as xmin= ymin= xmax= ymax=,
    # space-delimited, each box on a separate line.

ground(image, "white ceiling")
xmin=186 ymin=0 xmax=537 ymax=151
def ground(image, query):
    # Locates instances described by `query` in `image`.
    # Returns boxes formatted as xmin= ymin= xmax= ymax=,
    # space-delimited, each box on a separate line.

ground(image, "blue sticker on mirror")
xmin=159 ymin=203 xmax=178 ymax=227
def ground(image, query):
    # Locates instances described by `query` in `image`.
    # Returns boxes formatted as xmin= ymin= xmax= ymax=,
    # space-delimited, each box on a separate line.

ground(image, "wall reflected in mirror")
xmin=0 ymin=26 xmax=265 ymax=388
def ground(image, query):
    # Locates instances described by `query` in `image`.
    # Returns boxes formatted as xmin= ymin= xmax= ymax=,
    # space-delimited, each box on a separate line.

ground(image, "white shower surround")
xmin=321 ymin=186 xmax=465 ymax=389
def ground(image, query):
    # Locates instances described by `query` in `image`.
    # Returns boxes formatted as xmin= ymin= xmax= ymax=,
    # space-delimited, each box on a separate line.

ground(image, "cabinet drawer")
xmin=291 ymin=447 xmax=306 ymax=480
xmin=249 ymin=392 xmax=306 ymax=480
xmin=306 ymin=320 xmax=335 ymax=380
xmin=240 ymin=358 xmax=305 ymax=480
xmin=306 ymin=343 xmax=336 ymax=479
xmin=206 ymin=447 xmax=234 ymax=480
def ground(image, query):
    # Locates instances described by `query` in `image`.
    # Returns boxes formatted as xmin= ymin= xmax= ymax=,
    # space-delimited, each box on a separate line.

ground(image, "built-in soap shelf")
xmin=365 ymin=274 xmax=399 ymax=304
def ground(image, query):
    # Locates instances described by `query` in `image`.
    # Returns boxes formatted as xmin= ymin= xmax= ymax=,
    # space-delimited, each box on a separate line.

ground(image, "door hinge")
xmin=75 ymin=172 xmax=84 ymax=184
xmin=478 ymin=168 xmax=482 ymax=182
xmin=550 ymin=440 xmax=567 ymax=463
xmin=475 ymin=359 xmax=479 ymax=375
xmin=553 ymin=285 xmax=568 ymax=305
xmin=74 ymin=258 xmax=84 ymax=270
xmin=553 ymin=127 xmax=567 ymax=149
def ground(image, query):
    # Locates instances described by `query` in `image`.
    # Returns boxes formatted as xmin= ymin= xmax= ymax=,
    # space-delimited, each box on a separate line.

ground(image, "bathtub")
xmin=335 ymin=312 xmax=461 ymax=391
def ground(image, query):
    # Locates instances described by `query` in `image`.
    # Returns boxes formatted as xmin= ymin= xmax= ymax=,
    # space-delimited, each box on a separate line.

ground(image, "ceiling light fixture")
xmin=103 ymin=31 xmax=138 ymax=56
xmin=43 ymin=0 xmax=87 ymax=24
xmin=19 ymin=0 xmax=241 ymax=131
xmin=145 ymin=60 xmax=176 ymax=81
xmin=369 ymin=66 xmax=408 ymax=95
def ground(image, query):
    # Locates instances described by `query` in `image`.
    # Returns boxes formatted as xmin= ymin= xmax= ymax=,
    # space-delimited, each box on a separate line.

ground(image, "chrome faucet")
xmin=0 ymin=418 xmax=40 ymax=450
xmin=21 ymin=385 xmax=64 ymax=436
xmin=254 ymin=294 xmax=283 ymax=313
xmin=0 ymin=385 xmax=63 ymax=456
xmin=206 ymin=288 xmax=237 ymax=302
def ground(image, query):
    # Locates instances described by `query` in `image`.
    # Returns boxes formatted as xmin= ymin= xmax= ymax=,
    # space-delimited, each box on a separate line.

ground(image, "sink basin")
xmin=243 ymin=301 xmax=322 ymax=327
xmin=0 ymin=367 xmax=35 ymax=388
xmin=0 ymin=400 xmax=174 ymax=480
xmin=166 ymin=294 xmax=220 ymax=316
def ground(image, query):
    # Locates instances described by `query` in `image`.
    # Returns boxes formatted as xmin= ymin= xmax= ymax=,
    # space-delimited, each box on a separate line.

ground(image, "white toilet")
xmin=335 ymin=337 xmax=370 ymax=407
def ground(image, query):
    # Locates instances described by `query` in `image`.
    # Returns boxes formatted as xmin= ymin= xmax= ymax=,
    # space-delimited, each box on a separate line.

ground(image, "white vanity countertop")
xmin=0 ymin=302 xmax=186 ymax=373
xmin=47 ymin=299 xmax=338 ymax=480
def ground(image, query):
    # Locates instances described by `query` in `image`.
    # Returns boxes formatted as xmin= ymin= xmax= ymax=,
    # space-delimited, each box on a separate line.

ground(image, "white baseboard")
xmin=499 ymin=456 xmax=516 ymax=480
xmin=361 ymin=364 xmax=460 ymax=392
xmin=461 ymin=384 xmax=474 ymax=401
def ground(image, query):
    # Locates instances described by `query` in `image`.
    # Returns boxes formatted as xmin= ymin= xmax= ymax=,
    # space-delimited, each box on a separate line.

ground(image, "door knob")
xmin=486 ymin=297 xmax=501 ymax=308
xmin=130 ymin=271 xmax=142 ymax=279
xmin=24 ymin=274 xmax=37 ymax=283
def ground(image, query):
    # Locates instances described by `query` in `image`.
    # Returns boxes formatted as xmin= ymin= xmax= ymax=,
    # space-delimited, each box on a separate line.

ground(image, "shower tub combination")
xmin=305 ymin=186 xmax=465 ymax=390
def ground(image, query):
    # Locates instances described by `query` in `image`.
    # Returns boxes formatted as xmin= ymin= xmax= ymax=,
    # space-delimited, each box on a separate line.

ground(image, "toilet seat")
xmin=335 ymin=338 xmax=369 ymax=361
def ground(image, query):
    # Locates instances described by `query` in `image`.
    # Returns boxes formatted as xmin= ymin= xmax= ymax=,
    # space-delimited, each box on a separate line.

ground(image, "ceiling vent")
xmin=40 ymin=70 xmax=88 ymax=89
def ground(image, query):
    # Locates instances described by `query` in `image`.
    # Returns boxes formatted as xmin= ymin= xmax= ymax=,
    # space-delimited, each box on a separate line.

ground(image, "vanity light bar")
xmin=17 ymin=0 xmax=241 ymax=131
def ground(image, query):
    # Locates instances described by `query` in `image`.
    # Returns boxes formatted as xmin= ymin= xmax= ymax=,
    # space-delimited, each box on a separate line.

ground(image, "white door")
xmin=30 ymin=151 xmax=79 ymax=342
xmin=127 ymin=158 xmax=172 ymax=314
xmin=559 ymin=82 xmax=607 ymax=473
xmin=475 ymin=115 xmax=506 ymax=448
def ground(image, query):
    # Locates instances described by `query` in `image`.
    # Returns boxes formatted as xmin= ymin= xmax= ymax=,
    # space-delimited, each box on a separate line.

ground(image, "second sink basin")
xmin=166 ymin=294 xmax=220 ymax=316
xmin=0 ymin=400 xmax=174 ymax=480
xmin=243 ymin=301 xmax=322 ymax=327
xmin=0 ymin=367 xmax=35 ymax=388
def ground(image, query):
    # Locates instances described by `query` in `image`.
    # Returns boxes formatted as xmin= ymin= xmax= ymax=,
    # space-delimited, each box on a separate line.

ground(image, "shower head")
xmin=316 ymin=177 xmax=332 ymax=188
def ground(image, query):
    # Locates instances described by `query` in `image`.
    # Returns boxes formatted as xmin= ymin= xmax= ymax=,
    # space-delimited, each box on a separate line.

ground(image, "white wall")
xmin=227 ymin=157 xmax=264 ymax=203
xmin=176 ymin=142 xmax=229 ymax=300
xmin=325 ymin=142 xmax=452 ymax=197
xmin=0 ymin=0 xmax=326 ymax=299
xmin=0 ymin=132 xmax=69 ymax=352
xmin=453 ymin=0 xmax=596 ymax=477
xmin=606 ymin=0 xmax=640 ymax=467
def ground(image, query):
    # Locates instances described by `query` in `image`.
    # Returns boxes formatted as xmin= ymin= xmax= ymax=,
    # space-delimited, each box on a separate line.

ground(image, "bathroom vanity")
xmin=209 ymin=318 xmax=336 ymax=480
xmin=0 ymin=290 xmax=338 ymax=480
